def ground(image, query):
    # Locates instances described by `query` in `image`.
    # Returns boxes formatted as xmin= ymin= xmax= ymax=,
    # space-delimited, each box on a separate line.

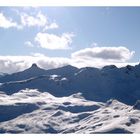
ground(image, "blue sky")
xmin=0 ymin=7 xmax=139 ymax=73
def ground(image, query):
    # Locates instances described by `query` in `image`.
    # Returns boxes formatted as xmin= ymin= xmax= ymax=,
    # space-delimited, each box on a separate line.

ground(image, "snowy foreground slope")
xmin=0 ymin=89 xmax=140 ymax=134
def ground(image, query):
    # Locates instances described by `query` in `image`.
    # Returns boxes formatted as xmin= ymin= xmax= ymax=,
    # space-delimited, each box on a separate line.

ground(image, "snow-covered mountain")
xmin=0 ymin=64 xmax=78 ymax=83
xmin=1 ymin=64 xmax=140 ymax=133
xmin=0 ymin=63 xmax=140 ymax=105
xmin=0 ymin=89 xmax=140 ymax=134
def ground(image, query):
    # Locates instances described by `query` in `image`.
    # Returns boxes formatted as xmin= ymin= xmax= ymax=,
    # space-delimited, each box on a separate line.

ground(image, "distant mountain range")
xmin=1 ymin=63 xmax=140 ymax=105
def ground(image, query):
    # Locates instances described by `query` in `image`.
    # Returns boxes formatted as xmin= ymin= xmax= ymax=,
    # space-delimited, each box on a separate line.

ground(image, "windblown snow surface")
xmin=0 ymin=89 xmax=140 ymax=134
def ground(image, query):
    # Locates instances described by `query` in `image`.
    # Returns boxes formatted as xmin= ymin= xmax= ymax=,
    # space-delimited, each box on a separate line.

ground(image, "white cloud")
xmin=0 ymin=10 xmax=59 ymax=30
xmin=31 ymin=53 xmax=45 ymax=57
xmin=0 ymin=13 xmax=20 ymax=29
xmin=20 ymin=11 xmax=59 ymax=30
xmin=72 ymin=46 xmax=135 ymax=62
xmin=70 ymin=46 xmax=136 ymax=68
xmin=24 ymin=41 xmax=34 ymax=47
xmin=91 ymin=42 xmax=98 ymax=47
xmin=20 ymin=12 xmax=48 ymax=27
xmin=35 ymin=32 xmax=74 ymax=50
xmin=48 ymin=22 xmax=59 ymax=29
xmin=43 ymin=22 xmax=59 ymax=31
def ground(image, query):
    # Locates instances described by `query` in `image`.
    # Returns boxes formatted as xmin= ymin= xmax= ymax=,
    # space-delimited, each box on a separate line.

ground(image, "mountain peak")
xmin=102 ymin=65 xmax=117 ymax=70
xmin=26 ymin=63 xmax=46 ymax=73
xmin=31 ymin=63 xmax=38 ymax=68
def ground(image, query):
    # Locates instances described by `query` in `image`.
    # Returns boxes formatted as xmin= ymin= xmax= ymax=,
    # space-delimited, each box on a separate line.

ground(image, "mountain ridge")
xmin=0 ymin=63 xmax=140 ymax=105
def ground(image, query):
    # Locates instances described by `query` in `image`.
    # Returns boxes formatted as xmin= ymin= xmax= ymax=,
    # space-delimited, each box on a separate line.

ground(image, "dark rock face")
xmin=133 ymin=100 xmax=140 ymax=110
xmin=31 ymin=63 xmax=38 ymax=68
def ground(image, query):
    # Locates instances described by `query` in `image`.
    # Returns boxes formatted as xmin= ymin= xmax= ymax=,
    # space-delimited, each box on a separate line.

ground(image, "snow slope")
xmin=0 ymin=89 xmax=140 ymax=134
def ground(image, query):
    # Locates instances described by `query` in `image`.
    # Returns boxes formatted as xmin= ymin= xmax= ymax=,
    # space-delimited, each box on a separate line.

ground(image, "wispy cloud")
xmin=0 ymin=13 xmax=20 ymax=29
xmin=24 ymin=41 xmax=34 ymax=47
xmin=20 ymin=11 xmax=59 ymax=30
xmin=35 ymin=32 xmax=74 ymax=50
xmin=20 ymin=11 xmax=48 ymax=27
xmin=43 ymin=22 xmax=59 ymax=31
xmin=0 ymin=10 xmax=59 ymax=31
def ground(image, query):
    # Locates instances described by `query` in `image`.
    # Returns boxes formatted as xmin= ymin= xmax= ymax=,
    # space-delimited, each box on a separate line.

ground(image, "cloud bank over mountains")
xmin=0 ymin=46 xmax=137 ymax=74
xmin=72 ymin=46 xmax=135 ymax=62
